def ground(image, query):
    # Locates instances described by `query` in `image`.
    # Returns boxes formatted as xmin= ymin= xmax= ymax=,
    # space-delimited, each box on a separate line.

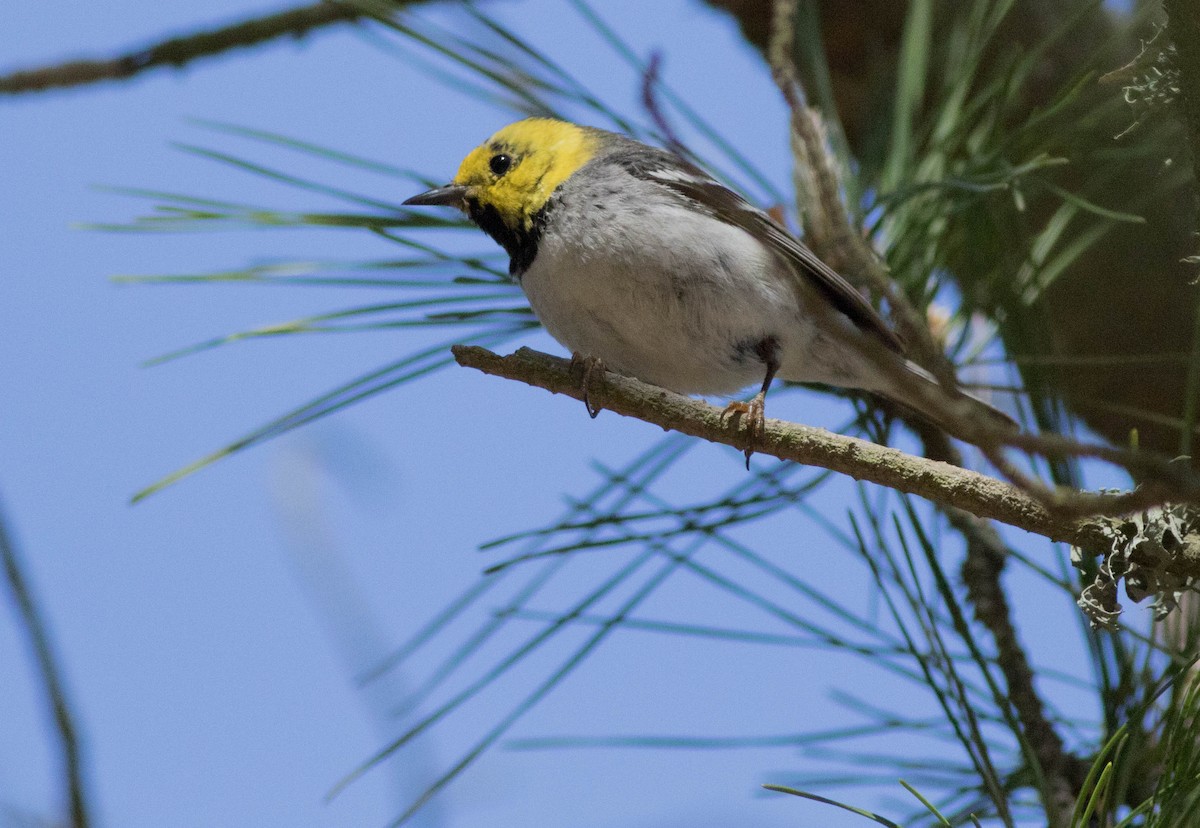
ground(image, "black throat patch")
xmin=466 ymin=198 xmax=550 ymax=278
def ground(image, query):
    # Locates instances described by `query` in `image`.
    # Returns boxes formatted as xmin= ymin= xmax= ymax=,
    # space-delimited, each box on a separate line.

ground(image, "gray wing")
xmin=638 ymin=164 xmax=905 ymax=355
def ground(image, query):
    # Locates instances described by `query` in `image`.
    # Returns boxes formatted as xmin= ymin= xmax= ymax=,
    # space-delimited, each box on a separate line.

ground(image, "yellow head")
xmin=404 ymin=119 xmax=598 ymax=268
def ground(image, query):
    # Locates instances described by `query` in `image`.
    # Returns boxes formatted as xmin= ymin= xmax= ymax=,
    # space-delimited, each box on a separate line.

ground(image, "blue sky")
xmin=1 ymin=3 xmax=1144 ymax=827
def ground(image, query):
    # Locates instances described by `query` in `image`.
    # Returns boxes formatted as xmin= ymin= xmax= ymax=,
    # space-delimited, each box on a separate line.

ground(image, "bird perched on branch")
xmin=405 ymin=118 xmax=1014 ymax=454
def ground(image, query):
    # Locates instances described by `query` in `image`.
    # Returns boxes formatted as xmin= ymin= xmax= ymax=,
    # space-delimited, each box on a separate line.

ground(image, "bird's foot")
xmin=569 ymin=353 xmax=606 ymax=419
xmin=721 ymin=391 xmax=767 ymax=469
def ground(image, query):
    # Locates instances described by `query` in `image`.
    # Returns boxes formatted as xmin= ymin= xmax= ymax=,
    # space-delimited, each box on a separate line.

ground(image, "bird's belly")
xmin=520 ymin=224 xmax=803 ymax=396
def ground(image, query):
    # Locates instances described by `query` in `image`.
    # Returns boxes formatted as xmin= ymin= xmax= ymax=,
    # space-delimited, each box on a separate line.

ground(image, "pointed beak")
xmin=402 ymin=184 xmax=469 ymax=208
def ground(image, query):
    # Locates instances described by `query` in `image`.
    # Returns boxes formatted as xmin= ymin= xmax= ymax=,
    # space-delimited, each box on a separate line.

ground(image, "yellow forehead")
xmin=452 ymin=118 xmax=597 ymax=193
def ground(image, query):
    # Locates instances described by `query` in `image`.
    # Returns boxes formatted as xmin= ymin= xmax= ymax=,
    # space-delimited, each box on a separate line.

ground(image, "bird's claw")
xmin=570 ymin=353 xmax=606 ymax=419
xmin=721 ymin=392 xmax=767 ymax=469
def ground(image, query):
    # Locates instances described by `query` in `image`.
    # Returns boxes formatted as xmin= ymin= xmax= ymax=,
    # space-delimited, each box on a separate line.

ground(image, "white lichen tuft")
xmin=1074 ymin=502 xmax=1200 ymax=629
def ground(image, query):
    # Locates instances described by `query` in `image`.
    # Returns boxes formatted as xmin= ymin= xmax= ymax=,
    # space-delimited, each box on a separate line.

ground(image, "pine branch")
xmin=767 ymin=9 xmax=1081 ymax=809
xmin=452 ymin=345 xmax=1199 ymax=547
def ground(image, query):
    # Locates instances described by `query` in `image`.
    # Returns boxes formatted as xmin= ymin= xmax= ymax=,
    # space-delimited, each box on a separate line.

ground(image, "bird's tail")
xmin=881 ymin=360 xmax=1018 ymax=443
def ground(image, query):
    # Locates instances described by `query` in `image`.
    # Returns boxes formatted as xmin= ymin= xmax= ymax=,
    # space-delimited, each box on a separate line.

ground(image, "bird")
xmin=403 ymin=117 xmax=1014 ymax=456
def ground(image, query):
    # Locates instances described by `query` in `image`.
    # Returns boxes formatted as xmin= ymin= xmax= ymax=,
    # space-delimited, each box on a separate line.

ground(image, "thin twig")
xmin=639 ymin=51 xmax=690 ymax=160
xmin=0 ymin=493 xmax=90 ymax=827
xmin=0 ymin=1 xmax=377 ymax=95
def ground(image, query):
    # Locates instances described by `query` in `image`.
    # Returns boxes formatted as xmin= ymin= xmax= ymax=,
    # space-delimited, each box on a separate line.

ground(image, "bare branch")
xmin=0 ymin=1 xmax=376 ymax=95
xmin=639 ymin=52 xmax=691 ymax=161
xmin=451 ymin=345 xmax=1198 ymax=553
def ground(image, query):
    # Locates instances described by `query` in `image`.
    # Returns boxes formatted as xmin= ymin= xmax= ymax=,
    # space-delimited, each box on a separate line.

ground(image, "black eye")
xmin=489 ymin=153 xmax=513 ymax=176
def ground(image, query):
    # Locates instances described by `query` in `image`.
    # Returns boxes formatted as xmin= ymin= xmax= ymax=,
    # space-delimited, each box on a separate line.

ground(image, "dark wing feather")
xmin=641 ymin=167 xmax=905 ymax=354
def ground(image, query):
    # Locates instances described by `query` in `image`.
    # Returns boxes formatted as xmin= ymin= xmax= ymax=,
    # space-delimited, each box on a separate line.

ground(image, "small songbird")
xmin=404 ymin=118 xmax=1013 ymax=447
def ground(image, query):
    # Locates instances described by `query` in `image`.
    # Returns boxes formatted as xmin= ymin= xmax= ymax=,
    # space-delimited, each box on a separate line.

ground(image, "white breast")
xmin=519 ymin=180 xmax=811 ymax=396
